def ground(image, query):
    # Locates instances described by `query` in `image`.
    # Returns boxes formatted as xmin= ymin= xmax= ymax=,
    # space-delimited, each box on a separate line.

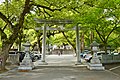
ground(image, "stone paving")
xmin=34 ymin=54 xmax=80 ymax=66
xmin=0 ymin=54 xmax=120 ymax=80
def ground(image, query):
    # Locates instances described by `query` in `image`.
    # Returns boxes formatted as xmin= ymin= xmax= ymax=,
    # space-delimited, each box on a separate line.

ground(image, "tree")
xmin=0 ymin=0 xmax=77 ymax=70
xmin=89 ymin=0 xmax=120 ymax=53
xmin=0 ymin=0 xmax=120 ymax=71
xmin=0 ymin=0 xmax=32 ymax=70
xmin=71 ymin=0 xmax=120 ymax=53
xmin=22 ymin=0 xmax=120 ymax=52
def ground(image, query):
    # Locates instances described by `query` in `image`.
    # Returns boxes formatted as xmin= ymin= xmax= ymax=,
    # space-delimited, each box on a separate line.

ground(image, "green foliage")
xmin=0 ymin=0 xmax=120 ymax=50
xmin=0 ymin=42 xmax=1 ymax=48
xmin=23 ymin=29 xmax=37 ymax=44
xmin=0 ymin=31 xmax=1 ymax=48
xmin=49 ymin=33 xmax=65 ymax=45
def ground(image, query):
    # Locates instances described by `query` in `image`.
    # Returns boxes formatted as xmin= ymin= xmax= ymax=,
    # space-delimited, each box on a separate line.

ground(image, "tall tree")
xmin=0 ymin=0 xmax=32 ymax=70
xmin=71 ymin=0 xmax=120 ymax=53
xmin=0 ymin=0 xmax=76 ymax=70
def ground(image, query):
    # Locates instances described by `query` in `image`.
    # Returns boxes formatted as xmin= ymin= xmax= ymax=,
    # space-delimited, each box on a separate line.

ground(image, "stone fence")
xmin=7 ymin=51 xmax=19 ymax=64
xmin=101 ymin=54 xmax=120 ymax=63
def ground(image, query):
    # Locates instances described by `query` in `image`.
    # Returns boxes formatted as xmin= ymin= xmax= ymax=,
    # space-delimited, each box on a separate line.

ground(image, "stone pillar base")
xmin=18 ymin=66 xmax=33 ymax=72
xmin=38 ymin=60 xmax=48 ymax=65
xmin=87 ymin=63 xmax=105 ymax=70
xmin=18 ymin=62 xmax=34 ymax=72
xmin=75 ymin=61 xmax=81 ymax=65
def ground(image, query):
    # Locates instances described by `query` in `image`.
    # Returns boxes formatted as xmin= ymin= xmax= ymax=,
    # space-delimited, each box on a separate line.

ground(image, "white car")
xmin=84 ymin=53 xmax=92 ymax=62
xmin=97 ymin=51 xmax=109 ymax=60
xmin=31 ymin=51 xmax=41 ymax=61
xmin=110 ymin=52 xmax=119 ymax=55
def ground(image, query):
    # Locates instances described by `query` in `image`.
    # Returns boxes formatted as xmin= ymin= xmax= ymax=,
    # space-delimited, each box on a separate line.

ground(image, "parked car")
xmin=31 ymin=51 xmax=41 ymax=61
xmin=109 ymin=52 xmax=119 ymax=55
xmin=80 ymin=50 xmax=89 ymax=58
xmin=80 ymin=50 xmax=92 ymax=62
xmin=97 ymin=51 xmax=109 ymax=60
xmin=84 ymin=53 xmax=92 ymax=62
xmin=9 ymin=49 xmax=18 ymax=54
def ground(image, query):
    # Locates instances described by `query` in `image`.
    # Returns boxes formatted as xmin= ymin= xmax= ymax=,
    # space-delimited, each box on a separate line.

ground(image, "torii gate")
xmin=34 ymin=19 xmax=81 ymax=65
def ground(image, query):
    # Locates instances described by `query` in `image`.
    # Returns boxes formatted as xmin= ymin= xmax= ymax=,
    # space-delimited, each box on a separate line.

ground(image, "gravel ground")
xmin=1 ymin=55 xmax=120 ymax=76
xmin=0 ymin=67 xmax=120 ymax=80
xmin=104 ymin=63 xmax=120 ymax=75
xmin=1 ymin=62 xmax=120 ymax=76
xmin=0 ymin=63 xmax=19 ymax=73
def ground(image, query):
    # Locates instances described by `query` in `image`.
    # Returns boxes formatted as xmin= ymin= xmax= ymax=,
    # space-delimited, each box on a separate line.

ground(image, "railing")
xmin=101 ymin=54 xmax=120 ymax=63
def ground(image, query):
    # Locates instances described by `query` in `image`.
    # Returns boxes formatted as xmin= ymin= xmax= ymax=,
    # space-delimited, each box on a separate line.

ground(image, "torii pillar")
xmin=39 ymin=23 xmax=48 ymax=65
xmin=75 ymin=25 xmax=81 ymax=64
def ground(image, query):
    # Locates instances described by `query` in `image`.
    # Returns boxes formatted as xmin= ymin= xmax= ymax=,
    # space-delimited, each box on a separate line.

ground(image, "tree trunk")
xmin=81 ymin=32 xmax=84 ymax=52
xmin=18 ymin=36 xmax=22 ymax=51
xmin=37 ymin=36 xmax=42 ymax=53
xmin=90 ymin=31 xmax=94 ymax=50
xmin=104 ymin=41 xmax=108 ymax=54
xmin=0 ymin=43 xmax=11 ymax=71
xmin=1 ymin=51 xmax=8 ymax=70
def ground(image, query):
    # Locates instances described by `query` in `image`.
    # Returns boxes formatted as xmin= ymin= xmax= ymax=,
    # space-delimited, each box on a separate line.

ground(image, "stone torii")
xmin=34 ymin=19 xmax=81 ymax=65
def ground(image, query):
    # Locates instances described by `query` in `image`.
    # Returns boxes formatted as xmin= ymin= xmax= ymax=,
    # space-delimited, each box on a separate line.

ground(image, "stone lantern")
xmin=91 ymin=41 xmax=99 ymax=58
xmin=18 ymin=41 xmax=34 ymax=71
xmin=23 ymin=41 xmax=31 ymax=52
xmin=87 ymin=41 xmax=105 ymax=70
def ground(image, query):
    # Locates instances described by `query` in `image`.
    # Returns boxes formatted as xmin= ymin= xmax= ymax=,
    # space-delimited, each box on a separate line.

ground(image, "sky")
xmin=0 ymin=0 xmax=5 ymax=4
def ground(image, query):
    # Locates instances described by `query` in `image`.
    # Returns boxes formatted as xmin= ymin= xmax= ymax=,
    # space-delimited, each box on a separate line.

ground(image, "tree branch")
xmin=18 ymin=0 xmax=32 ymax=27
xmin=2 ymin=15 xmax=16 ymax=31
xmin=108 ymin=35 xmax=120 ymax=43
xmin=2 ymin=24 xmax=7 ymax=31
xmin=0 ymin=12 xmax=13 ymax=28
xmin=0 ymin=28 xmax=7 ymax=40
xmin=71 ymin=8 xmax=80 ymax=13
xmin=33 ymin=3 xmax=66 ymax=12
xmin=9 ymin=0 xmax=32 ymax=43
xmin=43 ymin=9 xmax=52 ymax=17
xmin=106 ymin=24 xmax=119 ymax=42
xmin=95 ymin=25 xmax=104 ymax=42
xmin=83 ymin=1 xmax=94 ymax=7
xmin=61 ymin=31 xmax=75 ymax=50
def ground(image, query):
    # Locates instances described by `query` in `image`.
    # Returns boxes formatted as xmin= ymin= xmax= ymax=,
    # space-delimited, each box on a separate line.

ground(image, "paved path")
xmin=0 ymin=54 xmax=120 ymax=80
xmin=35 ymin=54 xmax=80 ymax=66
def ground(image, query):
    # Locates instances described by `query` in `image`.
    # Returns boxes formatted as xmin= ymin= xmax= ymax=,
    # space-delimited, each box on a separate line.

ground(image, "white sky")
xmin=0 ymin=0 xmax=5 ymax=4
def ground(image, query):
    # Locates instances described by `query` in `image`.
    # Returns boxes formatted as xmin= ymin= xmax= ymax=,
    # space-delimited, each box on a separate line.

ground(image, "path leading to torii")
xmin=34 ymin=54 xmax=85 ymax=67
xmin=0 ymin=54 xmax=120 ymax=80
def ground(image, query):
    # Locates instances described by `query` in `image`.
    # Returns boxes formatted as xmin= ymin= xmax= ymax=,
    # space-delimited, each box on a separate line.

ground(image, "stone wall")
xmin=7 ymin=54 xmax=19 ymax=64
xmin=101 ymin=54 xmax=120 ymax=63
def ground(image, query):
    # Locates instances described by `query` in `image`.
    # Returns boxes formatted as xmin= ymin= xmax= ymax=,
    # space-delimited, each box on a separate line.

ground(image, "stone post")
xmin=18 ymin=41 xmax=34 ymax=71
xmin=87 ymin=41 xmax=104 ymax=70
